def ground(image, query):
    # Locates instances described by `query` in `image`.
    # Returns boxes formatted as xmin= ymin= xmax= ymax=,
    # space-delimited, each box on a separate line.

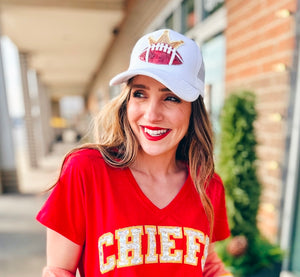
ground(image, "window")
xmin=201 ymin=34 xmax=226 ymax=149
xmin=202 ymin=0 xmax=224 ymax=19
xmin=181 ymin=0 xmax=196 ymax=33
xmin=165 ymin=13 xmax=174 ymax=29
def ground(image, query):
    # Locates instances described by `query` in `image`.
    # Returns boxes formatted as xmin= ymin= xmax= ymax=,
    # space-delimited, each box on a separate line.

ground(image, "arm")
xmin=42 ymin=228 xmax=83 ymax=277
xmin=203 ymin=243 xmax=233 ymax=277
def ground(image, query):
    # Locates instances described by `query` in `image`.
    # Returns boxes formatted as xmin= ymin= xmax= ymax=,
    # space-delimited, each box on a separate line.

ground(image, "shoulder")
xmin=211 ymin=173 xmax=223 ymax=187
xmin=65 ymin=147 xmax=103 ymax=163
xmin=206 ymin=173 xmax=226 ymax=199
xmin=61 ymin=148 xmax=106 ymax=173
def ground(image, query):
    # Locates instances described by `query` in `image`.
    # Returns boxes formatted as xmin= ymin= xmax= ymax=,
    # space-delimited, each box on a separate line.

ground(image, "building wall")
xmin=225 ymin=0 xmax=297 ymax=242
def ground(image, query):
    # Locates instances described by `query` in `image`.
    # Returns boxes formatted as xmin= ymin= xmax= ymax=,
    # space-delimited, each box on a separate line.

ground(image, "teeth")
xmin=144 ymin=127 xmax=167 ymax=136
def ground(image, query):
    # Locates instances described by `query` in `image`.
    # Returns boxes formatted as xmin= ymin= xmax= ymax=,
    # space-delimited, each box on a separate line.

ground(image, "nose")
xmin=144 ymin=100 xmax=163 ymax=123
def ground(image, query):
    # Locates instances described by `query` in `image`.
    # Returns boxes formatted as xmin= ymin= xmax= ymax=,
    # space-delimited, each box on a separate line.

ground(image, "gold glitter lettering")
xmin=98 ymin=232 xmax=116 ymax=273
xmin=158 ymin=226 xmax=183 ymax=263
xmin=202 ymin=235 xmax=210 ymax=270
xmin=184 ymin=228 xmax=205 ymax=265
xmin=145 ymin=225 xmax=158 ymax=263
xmin=116 ymin=226 xmax=144 ymax=268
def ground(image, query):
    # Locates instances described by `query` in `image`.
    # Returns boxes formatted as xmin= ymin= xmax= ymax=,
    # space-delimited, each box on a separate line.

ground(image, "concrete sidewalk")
xmin=0 ymin=142 xmax=75 ymax=277
xmin=0 ymin=194 xmax=47 ymax=277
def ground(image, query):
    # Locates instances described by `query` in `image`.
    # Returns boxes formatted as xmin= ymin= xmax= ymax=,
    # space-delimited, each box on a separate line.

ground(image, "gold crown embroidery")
xmin=148 ymin=30 xmax=184 ymax=49
xmin=139 ymin=30 xmax=185 ymax=65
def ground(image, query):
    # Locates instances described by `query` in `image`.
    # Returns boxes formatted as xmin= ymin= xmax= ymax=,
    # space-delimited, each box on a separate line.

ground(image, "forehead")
xmin=131 ymin=75 xmax=171 ymax=92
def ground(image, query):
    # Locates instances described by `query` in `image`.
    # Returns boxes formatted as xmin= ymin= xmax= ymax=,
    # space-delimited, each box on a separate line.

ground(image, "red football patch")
xmin=139 ymin=49 xmax=183 ymax=65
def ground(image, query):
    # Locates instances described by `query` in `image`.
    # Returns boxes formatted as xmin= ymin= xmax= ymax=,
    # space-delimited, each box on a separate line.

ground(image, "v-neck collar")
xmin=125 ymin=167 xmax=192 ymax=215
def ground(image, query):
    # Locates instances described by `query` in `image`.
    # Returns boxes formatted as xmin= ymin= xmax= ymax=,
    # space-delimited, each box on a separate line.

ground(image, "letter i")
xmin=145 ymin=226 xmax=158 ymax=263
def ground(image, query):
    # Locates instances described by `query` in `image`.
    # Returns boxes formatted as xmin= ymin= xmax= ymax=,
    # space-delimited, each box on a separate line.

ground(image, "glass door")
xmin=290 ymin=167 xmax=300 ymax=276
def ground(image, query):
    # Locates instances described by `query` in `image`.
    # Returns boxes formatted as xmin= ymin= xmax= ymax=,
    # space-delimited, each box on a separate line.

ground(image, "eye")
xmin=132 ymin=90 xmax=145 ymax=98
xmin=165 ymin=95 xmax=181 ymax=103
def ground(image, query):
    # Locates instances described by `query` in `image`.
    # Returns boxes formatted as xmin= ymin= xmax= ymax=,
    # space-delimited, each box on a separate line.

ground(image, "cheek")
xmin=126 ymin=105 xmax=133 ymax=127
xmin=126 ymin=101 xmax=139 ymax=127
xmin=182 ymin=117 xmax=191 ymax=136
xmin=176 ymin=107 xmax=191 ymax=133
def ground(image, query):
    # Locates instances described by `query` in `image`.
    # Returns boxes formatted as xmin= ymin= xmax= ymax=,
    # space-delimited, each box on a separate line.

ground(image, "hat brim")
xmin=109 ymin=68 xmax=202 ymax=102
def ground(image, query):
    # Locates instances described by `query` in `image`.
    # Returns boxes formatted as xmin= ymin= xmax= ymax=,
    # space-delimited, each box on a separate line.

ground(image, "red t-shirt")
xmin=37 ymin=149 xmax=230 ymax=276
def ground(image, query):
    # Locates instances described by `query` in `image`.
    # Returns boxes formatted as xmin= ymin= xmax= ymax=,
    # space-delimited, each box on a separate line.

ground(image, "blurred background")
xmin=0 ymin=0 xmax=299 ymax=276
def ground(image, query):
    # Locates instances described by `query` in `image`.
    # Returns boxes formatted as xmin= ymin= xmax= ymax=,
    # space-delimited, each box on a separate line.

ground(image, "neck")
xmin=131 ymin=151 xmax=184 ymax=177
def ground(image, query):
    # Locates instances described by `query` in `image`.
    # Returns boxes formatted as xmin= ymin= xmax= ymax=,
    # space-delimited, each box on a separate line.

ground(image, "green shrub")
xmin=217 ymin=91 xmax=260 ymax=239
xmin=216 ymin=91 xmax=283 ymax=276
xmin=215 ymin=235 xmax=283 ymax=276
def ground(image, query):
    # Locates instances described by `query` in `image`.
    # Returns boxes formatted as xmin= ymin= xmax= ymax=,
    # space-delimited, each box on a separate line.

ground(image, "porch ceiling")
xmin=0 ymin=0 xmax=126 ymax=99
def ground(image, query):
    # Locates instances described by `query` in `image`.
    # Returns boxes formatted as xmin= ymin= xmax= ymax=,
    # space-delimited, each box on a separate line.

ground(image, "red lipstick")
xmin=141 ymin=126 xmax=171 ymax=141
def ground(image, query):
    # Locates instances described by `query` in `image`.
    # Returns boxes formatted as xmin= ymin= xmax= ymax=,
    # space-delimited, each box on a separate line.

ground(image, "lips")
xmin=141 ymin=126 xmax=171 ymax=141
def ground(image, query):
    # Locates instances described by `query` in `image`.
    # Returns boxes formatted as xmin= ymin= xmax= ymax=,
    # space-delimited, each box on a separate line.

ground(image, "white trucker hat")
xmin=109 ymin=29 xmax=205 ymax=102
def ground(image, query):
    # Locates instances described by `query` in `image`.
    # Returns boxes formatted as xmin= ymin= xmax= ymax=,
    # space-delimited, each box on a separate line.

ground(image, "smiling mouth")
xmin=142 ymin=126 xmax=171 ymax=141
xmin=144 ymin=127 xmax=168 ymax=136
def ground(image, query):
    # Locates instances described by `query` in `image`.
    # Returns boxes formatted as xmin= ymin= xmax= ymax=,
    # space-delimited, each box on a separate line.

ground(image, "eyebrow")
xmin=131 ymin=83 xmax=171 ymax=92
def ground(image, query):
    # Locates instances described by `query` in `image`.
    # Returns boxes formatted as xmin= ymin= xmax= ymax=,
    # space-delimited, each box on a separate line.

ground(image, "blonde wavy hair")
xmin=90 ymin=80 xmax=215 ymax=238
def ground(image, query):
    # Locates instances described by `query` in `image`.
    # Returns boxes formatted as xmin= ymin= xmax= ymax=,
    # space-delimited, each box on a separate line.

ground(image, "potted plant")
xmin=215 ymin=91 xmax=283 ymax=276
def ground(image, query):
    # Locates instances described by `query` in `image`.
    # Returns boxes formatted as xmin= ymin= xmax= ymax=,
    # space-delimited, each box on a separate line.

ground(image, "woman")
xmin=37 ymin=29 xmax=232 ymax=277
